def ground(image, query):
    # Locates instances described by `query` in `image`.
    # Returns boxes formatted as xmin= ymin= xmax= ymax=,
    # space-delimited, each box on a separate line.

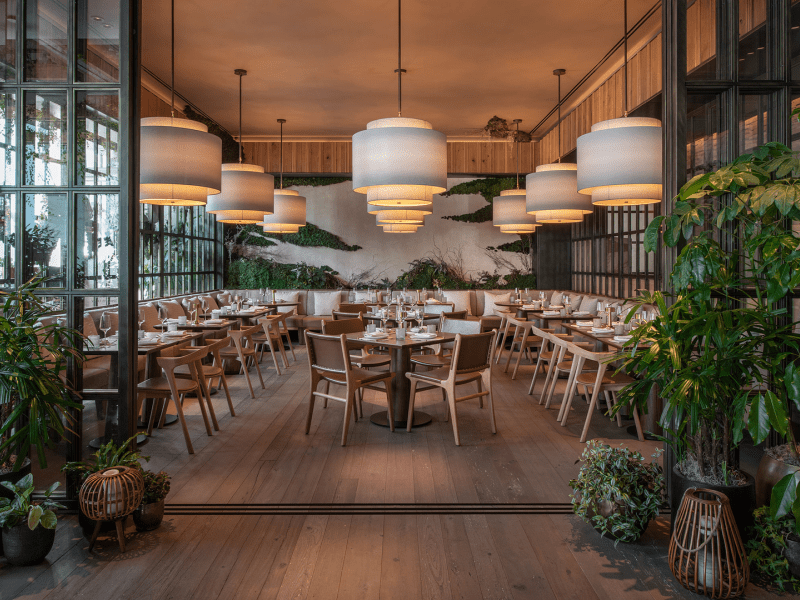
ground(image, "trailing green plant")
xmin=226 ymin=257 xmax=339 ymax=290
xmin=228 ymin=222 xmax=361 ymax=252
xmin=614 ymin=109 xmax=800 ymax=487
xmin=141 ymin=470 xmax=171 ymax=505
xmin=440 ymin=177 xmax=517 ymax=204
xmin=0 ymin=474 xmax=64 ymax=530
xmin=482 ymin=116 xmax=532 ymax=143
xmin=278 ymin=177 xmax=350 ymax=188
xmin=746 ymin=506 xmax=800 ymax=593
xmin=0 ymin=278 xmax=85 ymax=471
xmin=569 ymin=440 xmax=664 ymax=545
xmin=442 ymin=203 xmax=493 ymax=223
xmin=62 ymin=435 xmax=148 ymax=480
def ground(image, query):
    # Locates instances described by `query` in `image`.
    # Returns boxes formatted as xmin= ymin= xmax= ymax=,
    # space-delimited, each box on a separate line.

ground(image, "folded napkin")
xmin=363 ymin=332 xmax=389 ymax=339
xmin=425 ymin=299 xmax=442 ymax=304
xmin=572 ymin=311 xmax=591 ymax=316
xmin=592 ymin=327 xmax=613 ymax=334
xmin=614 ymin=335 xmax=633 ymax=342
xmin=549 ymin=305 xmax=564 ymax=309
xmin=522 ymin=305 xmax=536 ymax=310
xmin=576 ymin=320 xmax=594 ymax=327
xmin=410 ymin=332 xmax=437 ymax=339
xmin=205 ymin=319 xmax=225 ymax=324
xmin=542 ymin=310 xmax=560 ymax=316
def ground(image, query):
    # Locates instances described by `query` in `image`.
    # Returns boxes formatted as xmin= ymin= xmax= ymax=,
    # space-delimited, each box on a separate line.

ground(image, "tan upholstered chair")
xmin=305 ymin=331 xmax=396 ymax=445
xmin=337 ymin=303 xmax=369 ymax=314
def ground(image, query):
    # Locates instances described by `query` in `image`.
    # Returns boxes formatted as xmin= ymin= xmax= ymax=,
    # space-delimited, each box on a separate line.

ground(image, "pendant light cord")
xmin=170 ymin=0 xmax=175 ymax=118
xmin=278 ymin=119 xmax=285 ymax=189
xmin=238 ymin=71 xmax=243 ymax=163
xmin=513 ymin=119 xmax=521 ymax=189
xmin=554 ymin=69 xmax=565 ymax=163
xmin=394 ymin=0 xmax=406 ymax=117
xmin=623 ymin=0 xmax=628 ymax=117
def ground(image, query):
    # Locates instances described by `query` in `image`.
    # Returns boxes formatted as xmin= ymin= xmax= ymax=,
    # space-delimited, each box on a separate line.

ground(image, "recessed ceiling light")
xmin=102 ymin=23 xmax=111 ymax=28
xmin=757 ymin=46 xmax=765 ymax=50
xmin=747 ymin=51 xmax=755 ymax=55
xmin=91 ymin=15 xmax=102 ymax=21
xmin=793 ymin=25 xmax=800 ymax=30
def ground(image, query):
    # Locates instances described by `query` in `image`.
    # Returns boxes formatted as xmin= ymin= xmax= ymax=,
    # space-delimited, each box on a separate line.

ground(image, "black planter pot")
xmin=132 ymin=500 xmax=165 ymax=532
xmin=78 ymin=510 xmax=121 ymax=540
xmin=670 ymin=465 xmax=756 ymax=541
xmin=1 ymin=523 xmax=56 ymax=566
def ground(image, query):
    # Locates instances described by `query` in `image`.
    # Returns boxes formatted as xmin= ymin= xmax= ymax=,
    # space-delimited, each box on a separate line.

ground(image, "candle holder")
xmin=79 ymin=466 xmax=145 ymax=553
xmin=669 ymin=488 xmax=748 ymax=598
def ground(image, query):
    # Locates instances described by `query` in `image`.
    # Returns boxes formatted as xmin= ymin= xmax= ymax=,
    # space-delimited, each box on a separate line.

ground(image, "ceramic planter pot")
xmin=670 ymin=465 xmax=756 ymax=541
xmin=578 ymin=494 xmax=650 ymax=542
xmin=132 ymin=500 xmax=165 ymax=531
xmin=1 ymin=523 xmax=56 ymax=566
xmin=755 ymin=454 xmax=800 ymax=507
xmin=78 ymin=509 xmax=120 ymax=540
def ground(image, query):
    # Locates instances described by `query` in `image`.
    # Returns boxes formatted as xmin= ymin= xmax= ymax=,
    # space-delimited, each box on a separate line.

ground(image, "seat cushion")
xmin=482 ymin=291 xmax=511 ymax=316
xmin=408 ymin=367 xmax=482 ymax=385
xmin=411 ymin=354 xmax=451 ymax=368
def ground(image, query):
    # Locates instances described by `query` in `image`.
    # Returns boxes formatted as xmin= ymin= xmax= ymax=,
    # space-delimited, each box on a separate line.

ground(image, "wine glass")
xmin=138 ymin=308 xmax=146 ymax=331
xmin=100 ymin=312 xmax=112 ymax=339
xmin=159 ymin=306 xmax=169 ymax=332
xmin=201 ymin=297 xmax=209 ymax=321
xmin=380 ymin=309 xmax=388 ymax=333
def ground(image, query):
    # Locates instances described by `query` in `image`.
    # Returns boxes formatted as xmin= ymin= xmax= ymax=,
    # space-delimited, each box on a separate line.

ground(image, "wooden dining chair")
xmin=406 ymin=330 xmax=497 ymax=445
xmin=274 ymin=310 xmax=297 ymax=362
xmin=332 ymin=310 xmax=363 ymax=320
xmin=411 ymin=316 xmax=481 ymax=371
xmin=305 ymin=331 xmax=396 ymax=445
xmin=501 ymin=316 xmax=549 ymax=379
xmin=174 ymin=336 xmax=236 ymax=419
xmin=337 ymin=303 xmax=369 ymax=314
xmin=219 ymin=324 xmax=266 ymax=398
xmin=526 ymin=327 xmax=570 ymax=399
xmin=539 ymin=334 xmax=597 ymax=410
xmin=136 ymin=345 xmax=213 ymax=454
xmin=492 ymin=309 xmax=517 ymax=363
xmin=253 ymin=317 xmax=287 ymax=374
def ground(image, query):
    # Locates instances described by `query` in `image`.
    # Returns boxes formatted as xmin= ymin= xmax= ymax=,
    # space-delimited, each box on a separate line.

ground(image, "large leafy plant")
xmin=0 ymin=278 xmax=84 ymax=470
xmin=0 ymin=473 xmax=64 ymax=530
xmin=569 ymin=441 xmax=664 ymax=544
xmin=62 ymin=435 xmax=148 ymax=480
xmin=746 ymin=506 xmax=800 ymax=594
xmin=615 ymin=110 xmax=800 ymax=485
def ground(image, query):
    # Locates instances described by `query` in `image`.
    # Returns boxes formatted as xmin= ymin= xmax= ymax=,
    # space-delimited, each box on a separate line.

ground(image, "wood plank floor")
xmin=2 ymin=342 xmax=790 ymax=599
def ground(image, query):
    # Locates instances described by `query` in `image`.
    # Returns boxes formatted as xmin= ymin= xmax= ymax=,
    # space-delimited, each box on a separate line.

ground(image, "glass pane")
xmin=687 ymin=0 xmax=717 ymax=79
xmin=792 ymin=93 xmax=800 ymax=152
xmin=792 ymin=0 xmax=800 ymax=82
xmin=0 ymin=0 xmax=17 ymax=82
xmin=24 ymin=0 xmax=68 ymax=82
xmin=77 ymin=194 xmax=119 ymax=289
xmin=0 ymin=192 xmax=14 ymax=287
xmin=739 ymin=0 xmax=768 ymax=80
xmin=739 ymin=94 xmax=770 ymax=154
xmin=0 ymin=91 xmax=15 ymax=185
xmin=76 ymin=91 xmax=119 ymax=185
xmin=24 ymin=90 xmax=67 ymax=186
xmin=77 ymin=0 xmax=120 ymax=83
xmin=687 ymin=94 xmax=728 ymax=179
xmin=23 ymin=192 xmax=67 ymax=286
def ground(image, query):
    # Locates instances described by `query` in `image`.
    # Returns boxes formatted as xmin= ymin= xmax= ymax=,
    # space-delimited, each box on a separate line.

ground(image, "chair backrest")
xmin=332 ymin=310 xmax=363 ymax=321
xmin=563 ymin=338 xmax=615 ymax=363
xmin=257 ymin=316 xmax=281 ymax=339
xmin=200 ymin=295 xmax=220 ymax=310
xmin=306 ymin=331 xmax=349 ymax=375
xmin=338 ymin=303 xmax=369 ymax=314
xmin=229 ymin=324 xmax=261 ymax=352
xmin=157 ymin=344 xmax=208 ymax=376
xmin=451 ymin=331 xmax=496 ymax=374
xmin=322 ymin=317 xmax=364 ymax=335
xmin=423 ymin=303 xmax=455 ymax=316
xmin=441 ymin=317 xmax=481 ymax=335
xmin=159 ymin=300 xmax=186 ymax=320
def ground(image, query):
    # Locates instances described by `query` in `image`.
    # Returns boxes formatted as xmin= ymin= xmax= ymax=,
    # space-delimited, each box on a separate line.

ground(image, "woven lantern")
xmin=669 ymin=488 xmax=748 ymax=598
xmin=79 ymin=466 xmax=144 ymax=553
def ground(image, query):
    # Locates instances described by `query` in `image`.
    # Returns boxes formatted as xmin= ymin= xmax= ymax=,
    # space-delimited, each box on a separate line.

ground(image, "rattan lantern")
xmin=79 ymin=466 xmax=144 ymax=553
xmin=669 ymin=488 xmax=748 ymax=598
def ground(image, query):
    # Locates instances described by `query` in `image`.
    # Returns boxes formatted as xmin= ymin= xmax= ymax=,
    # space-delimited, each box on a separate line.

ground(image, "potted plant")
xmin=0 ymin=277 xmax=84 ymax=489
xmin=132 ymin=470 xmax=170 ymax=531
xmin=62 ymin=435 xmax=148 ymax=539
xmin=746 ymin=506 xmax=800 ymax=593
xmin=0 ymin=474 xmax=64 ymax=565
xmin=614 ymin=126 xmax=800 ymax=536
xmin=569 ymin=440 xmax=664 ymax=544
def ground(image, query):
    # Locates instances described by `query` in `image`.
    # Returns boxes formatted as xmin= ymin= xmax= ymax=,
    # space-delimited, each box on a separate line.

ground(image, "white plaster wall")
xmin=251 ymin=178 xmax=525 ymax=284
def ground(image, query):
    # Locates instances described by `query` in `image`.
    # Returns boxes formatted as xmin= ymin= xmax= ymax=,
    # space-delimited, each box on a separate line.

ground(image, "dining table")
xmin=344 ymin=330 xmax=457 ymax=428
xmin=154 ymin=319 xmax=237 ymax=333
xmin=219 ymin=307 xmax=276 ymax=325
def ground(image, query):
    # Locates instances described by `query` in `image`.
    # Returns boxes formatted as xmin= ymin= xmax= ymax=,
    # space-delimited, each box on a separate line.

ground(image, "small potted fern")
xmin=132 ymin=470 xmax=170 ymax=531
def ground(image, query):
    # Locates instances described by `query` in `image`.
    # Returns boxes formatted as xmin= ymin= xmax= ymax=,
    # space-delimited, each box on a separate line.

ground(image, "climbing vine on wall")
xmin=278 ymin=176 xmax=350 ymax=188
xmin=227 ymin=222 xmax=361 ymax=252
xmin=440 ymin=176 xmax=517 ymax=223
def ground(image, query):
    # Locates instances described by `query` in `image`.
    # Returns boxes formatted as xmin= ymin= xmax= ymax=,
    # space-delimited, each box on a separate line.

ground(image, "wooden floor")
xmin=2 ymin=342 xmax=790 ymax=599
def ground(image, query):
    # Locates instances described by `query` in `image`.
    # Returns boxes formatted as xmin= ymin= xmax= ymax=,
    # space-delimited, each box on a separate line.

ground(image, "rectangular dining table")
xmin=344 ymin=330 xmax=456 ymax=428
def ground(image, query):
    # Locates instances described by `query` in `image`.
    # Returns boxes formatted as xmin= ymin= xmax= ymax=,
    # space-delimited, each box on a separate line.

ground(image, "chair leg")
xmin=323 ymin=380 xmax=329 ymax=408
xmin=484 ymin=370 xmax=496 ymax=434
xmin=543 ymin=348 xmax=566 ymax=409
xmin=341 ymin=389 xmax=356 ymax=446
xmin=115 ymin=518 xmax=126 ymax=553
xmin=198 ymin=374 xmax=218 ymax=433
xmin=558 ymin=357 xmax=584 ymax=422
xmin=495 ymin=320 xmax=511 ymax=364
xmin=631 ymin=404 xmax=645 ymax=441
xmin=284 ymin=330 xmax=296 ymax=361
xmin=503 ymin=330 xmax=519 ymax=373
xmin=277 ymin=336 xmax=289 ymax=368
xmin=406 ymin=379 xmax=419 ymax=432
xmin=241 ymin=354 xmax=256 ymax=398
xmin=476 ymin=377 xmax=484 ymax=408
xmin=172 ymin=391 xmax=195 ymax=454
xmin=511 ymin=330 xmax=528 ymax=380
xmin=268 ymin=343 xmax=282 ymax=375
xmin=530 ymin=356 xmax=545 ymax=397
xmin=446 ymin=384 xmax=460 ymax=445
xmin=306 ymin=380 xmax=318 ymax=434
xmin=578 ymin=365 xmax=608 ymax=442
xmin=218 ymin=372 xmax=235 ymax=417
xmin=383 ymin=381 xmax=395 ymax=432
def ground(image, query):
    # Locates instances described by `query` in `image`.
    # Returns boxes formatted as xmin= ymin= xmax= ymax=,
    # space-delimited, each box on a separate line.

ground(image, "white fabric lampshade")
xmin=383 ymin=223 xmax=419 ymax=233
xmin=207 ymin=163 xmax=275 ymax=224
xmin=577 ymin=117 xmax=662 ymax=206
xmin=374 ymin=209 xmax=429 ymax=224
xmin=493 ymin=190 xmax=537 ymax=231
xmin=353 ymin=117 xmax=447 ymax=206
xmin=499 ymin=224 xmax=538 ymax=234
xmin=526 ymin=163 xmax=592 ymax=223
xmin=140 ymin=117 xmax=222 ymax=206
xmin=258 ymin=189 xmax=306 ymax=232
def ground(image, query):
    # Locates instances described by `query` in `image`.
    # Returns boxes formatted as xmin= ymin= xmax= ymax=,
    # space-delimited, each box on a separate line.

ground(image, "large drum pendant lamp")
xmin=374 ymin=209 xmax=429 ymax=224
xmin=140 ymin=0 xmax=221 ymax=206
xmin=352 ymin=0 xmax=447 ymax=225
xmin=526 ymin=69 xmax=593 ymax=223
xmin=207 ymin=69 xmax=274 ymax=223
xmin=383 ymin=224 xmax=419 ymax=233
xmin=492 ymin=120 xmax=537 ymax=234
xmin=576 ymin=0 xmax=662 ymax=207
xmin=258 ymin=120 xmax=307 ymax=234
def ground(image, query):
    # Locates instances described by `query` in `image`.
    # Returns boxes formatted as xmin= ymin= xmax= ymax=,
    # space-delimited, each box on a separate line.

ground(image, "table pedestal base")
xmin=370 ymin=410 xmax=432 ymax=429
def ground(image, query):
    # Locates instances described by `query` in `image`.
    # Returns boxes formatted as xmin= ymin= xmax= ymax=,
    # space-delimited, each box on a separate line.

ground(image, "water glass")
xmin=614 ymin=323 xmax=625 ymax=335
xmin=178 ymin=315 xmax=187 ymax=325
xmin=593 ymin=317 xmax=602 ymax=328
xmin=367 ymin=323 xmax=376 ymax=333
xmin=426 ymin=324 xmax=437 ymax=334
xmin=396 ymin=327 xmax=406 ymax=340
xmin=88 ymin=334 xmax=101 ymax=348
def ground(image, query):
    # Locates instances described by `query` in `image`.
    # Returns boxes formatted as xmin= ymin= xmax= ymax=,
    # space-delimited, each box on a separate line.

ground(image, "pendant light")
xmin=493 ymin=120 xmax=538 ymax=234
xmin=526 ymin=69 xmax=593 ymax=223
xmin=352 ymin=0 xmax=447 ymax=218
xmin=576 ymin=0 xmax=662 ymax=206
xmin=259 ymin=119 xmax=307 ymax=234
xmin=374 ymin=209 xmax=428 ymax=224
xmin=383 ymin=224 xmax=419 ymax=233
xmin=207 ymin=69 xmax=275 ymax=223
xmin=140 ymin=0 xmax=221 ymax=206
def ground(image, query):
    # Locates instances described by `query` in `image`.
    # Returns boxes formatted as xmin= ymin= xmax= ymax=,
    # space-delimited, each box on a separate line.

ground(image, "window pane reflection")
xmin=77 ymin=194 xmax=119 ymax=289
xmin=739 ymin=94 xmax=771 ymax=155
xmin=76 ymin=91 xmax=119 ymax=185
xmin=24 ymin=90 xmax=67 ymax=185
xmin=23 ymin=192 xmax=67 ymax=286
xmin=0 ymin=91 xmax=15 ymax=185
xmin=77 ymin=0 xmax=120 ymax=83
xmin=0 ymin=192 xmax=14 ymax=287
xmin=24 ymin=0 xmax=68 ymax=82
xmin=687 ymin=0 xmax=717 ymax=80
xmin=687 ymin=94 xmax=728 ymax=179
xmin=0 ymin=0 xmax=17 ymax=82
xmin=739 ymin=0 xmax=768 ymax=80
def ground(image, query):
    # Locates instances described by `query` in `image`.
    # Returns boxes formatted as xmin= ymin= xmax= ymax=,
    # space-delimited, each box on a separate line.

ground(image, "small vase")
xmin=132 ymin=500 xmax=165 ymax=531
xmin=2 ymin=523 xmax=56 ymax=566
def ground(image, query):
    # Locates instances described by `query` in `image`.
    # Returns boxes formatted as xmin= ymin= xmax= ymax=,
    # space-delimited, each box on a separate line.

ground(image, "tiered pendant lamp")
xmin=526 ymin=69 xmax=593 ymax=223
xmin=207 ymin=69 xmax=274 ymax=223
xmin=383 ymin=224 xmax=419 ymax=234
xmin=375 ymin=209 xmax=428 ymax=225
xmin=352 ymin=0 xmax=447 ymax=232
xmin=140 ymin=0 xmax=221 ymax=206
xmin=259 ymin=119 xmax=307 ymax=234
xmin=576 ymin=0 xmax=662 ymax=206
xmin=493 ymin=119 xmax=537 ymax=235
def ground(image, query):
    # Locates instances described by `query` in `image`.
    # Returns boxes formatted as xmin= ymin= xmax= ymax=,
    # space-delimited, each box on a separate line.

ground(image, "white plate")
xmin=572 ymin=311 xmax=591 ymax=316
xmin=139 ymin=338 xmax=159 ymax=345
xmin=591 ymin=327 xmax=613 ymax=333
xmin=614 ymin=335 xmax=633 ymax=342
xmin=163 ymin=331 xmax=186 ymax=337
xmin=363 ymin=334 xmax=389 ymax=340
xmin=542 ymin=311 xmax=561 ymax=316
xmin=410 ymin=333 xmax=437 ymax=339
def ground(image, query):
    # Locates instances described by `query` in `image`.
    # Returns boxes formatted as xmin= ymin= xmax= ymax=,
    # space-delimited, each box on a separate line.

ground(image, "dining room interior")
xmin=2 ymin=0 xmax=800 ymax=598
